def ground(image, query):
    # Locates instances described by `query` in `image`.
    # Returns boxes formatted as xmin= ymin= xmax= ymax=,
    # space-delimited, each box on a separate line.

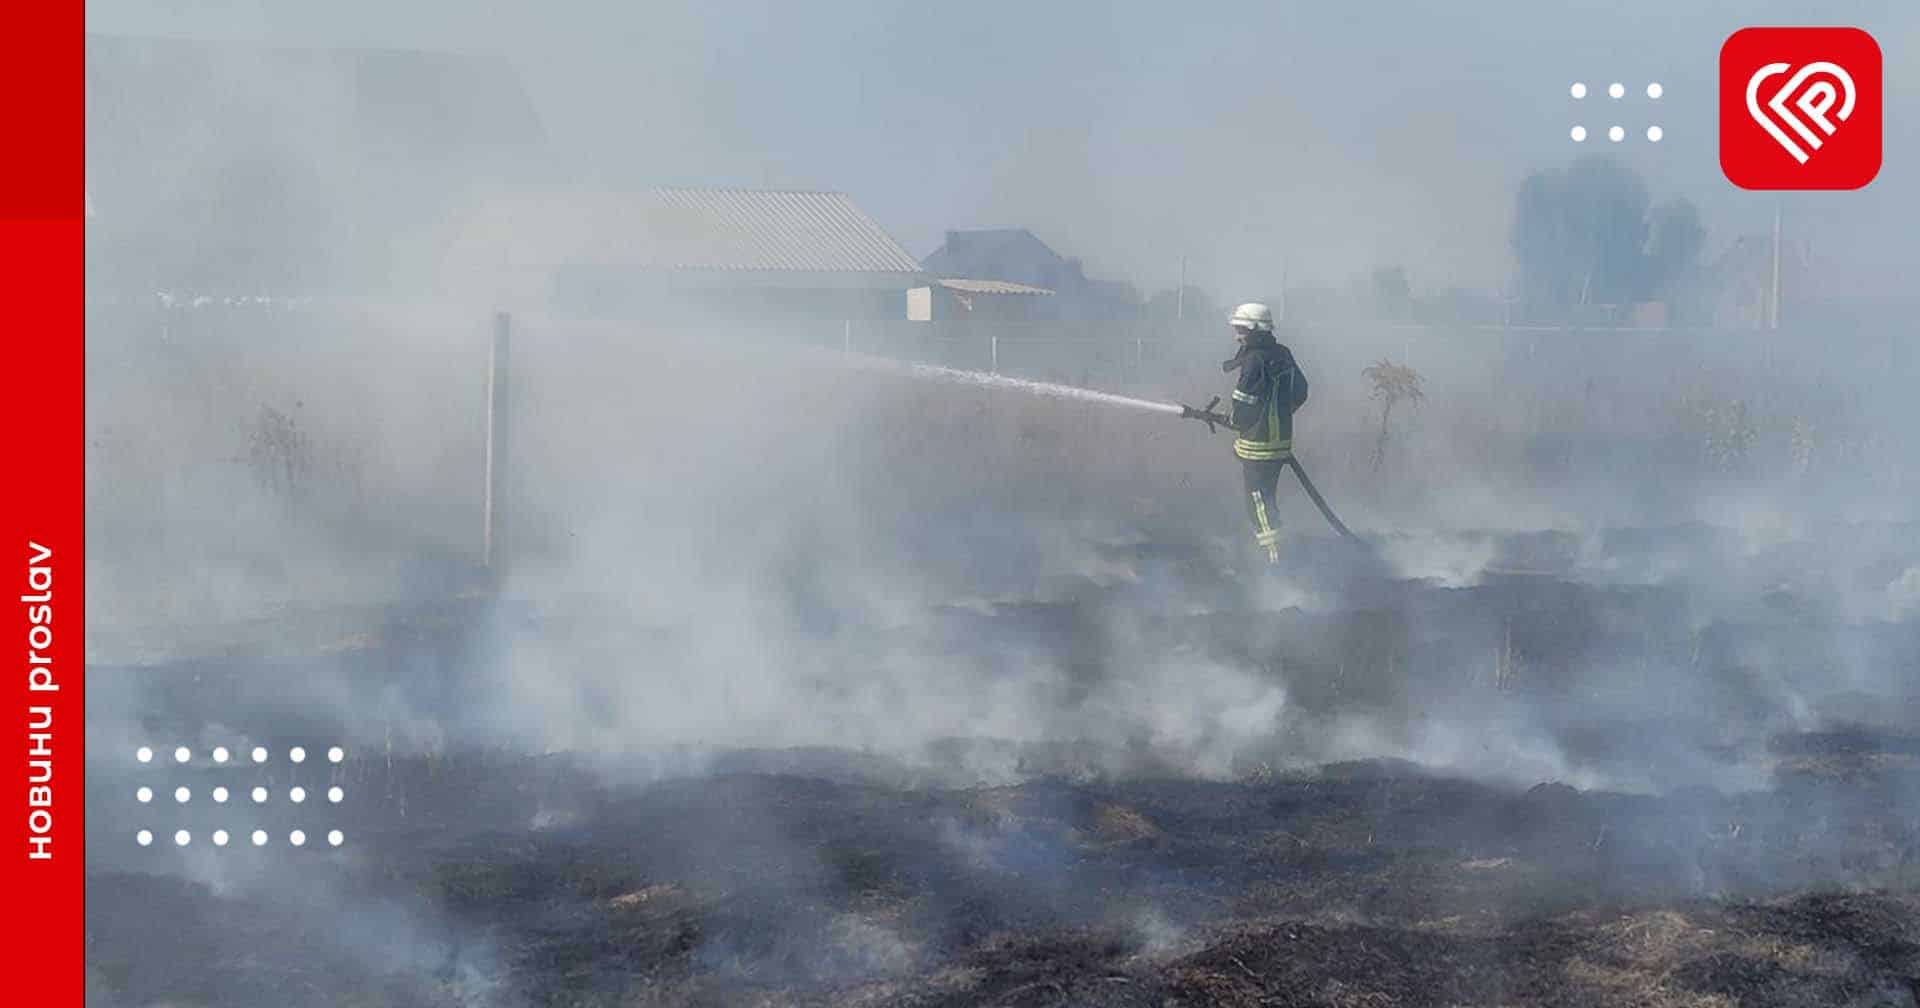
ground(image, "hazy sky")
xmin=86 ymin=1 xmax=1916 ymax=300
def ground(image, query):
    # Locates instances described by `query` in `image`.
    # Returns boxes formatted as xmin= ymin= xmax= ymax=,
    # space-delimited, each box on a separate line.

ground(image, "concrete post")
xmin=483 ymin=312 xmax=511 ymax=572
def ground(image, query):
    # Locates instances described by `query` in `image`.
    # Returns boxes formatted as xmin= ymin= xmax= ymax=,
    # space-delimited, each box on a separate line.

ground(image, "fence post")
xmin=843 ymin=319 xmax=852 ymax=354
xmin=991 ymin=334 xmax=999 ymax=373
xmin=483 ymin=311 xmax=511 ymax=573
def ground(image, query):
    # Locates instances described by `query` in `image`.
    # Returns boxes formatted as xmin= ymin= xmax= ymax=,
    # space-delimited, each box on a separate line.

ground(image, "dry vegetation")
xmin=84 ymin=309 xmax=1920 ymax=1006
xmin=86 ymin=738 xmax=1920 ymax=1007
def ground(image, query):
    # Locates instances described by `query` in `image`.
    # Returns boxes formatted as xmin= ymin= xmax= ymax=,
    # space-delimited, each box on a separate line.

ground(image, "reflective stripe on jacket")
xmin=1229 ymin=342 xmax=1308 ymax=461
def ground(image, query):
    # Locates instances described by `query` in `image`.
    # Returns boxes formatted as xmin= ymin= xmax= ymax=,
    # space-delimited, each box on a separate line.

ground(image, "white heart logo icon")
xmin=1746 ymin=60 xmax=1857 ymax=163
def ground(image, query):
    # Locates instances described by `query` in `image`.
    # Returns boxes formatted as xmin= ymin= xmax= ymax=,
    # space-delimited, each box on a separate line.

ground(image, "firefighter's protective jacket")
xmin=1227 ymin=339 xmax=1309 ymax=461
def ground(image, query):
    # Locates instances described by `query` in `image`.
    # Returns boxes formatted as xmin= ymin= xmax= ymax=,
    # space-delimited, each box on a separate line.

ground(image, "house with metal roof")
xmin=906 ymin=278 xmax=1056 ymax=321
xmin=459 ymin=187 xmax=928 ymax=321
xmin=920 ymin=229 xmax=1141 ymax=321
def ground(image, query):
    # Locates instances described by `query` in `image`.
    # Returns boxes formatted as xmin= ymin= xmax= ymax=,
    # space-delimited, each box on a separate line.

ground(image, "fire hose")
xmin=1180 ymin=396 xmax=1359 ymax=542
xmin=868 ymin=359 xmax=1364 ymax=543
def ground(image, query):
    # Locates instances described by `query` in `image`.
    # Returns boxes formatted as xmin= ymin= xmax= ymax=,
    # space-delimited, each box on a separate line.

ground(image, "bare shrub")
xmin=248 ymin=402 xmax=311 ymax=500
xmin=1363 ymin=360 xmax=1426 ymax=473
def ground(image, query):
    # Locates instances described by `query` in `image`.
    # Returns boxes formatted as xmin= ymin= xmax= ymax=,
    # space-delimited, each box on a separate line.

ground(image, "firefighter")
xmin=1222 ymin=302 xmax=1309 ymax=563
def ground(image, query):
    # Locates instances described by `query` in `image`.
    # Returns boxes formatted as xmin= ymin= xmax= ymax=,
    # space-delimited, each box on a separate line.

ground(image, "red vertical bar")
xmin=0 ymin=3 xmax=85 ymax=1004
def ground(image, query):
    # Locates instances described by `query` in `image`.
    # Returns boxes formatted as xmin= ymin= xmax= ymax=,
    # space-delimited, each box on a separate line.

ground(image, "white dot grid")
xmin=136 ymin=741 xmax=352 ymax=848
xmin=1569 ymin=81 xmax=1663 ymax=142
xmin=142 ymin=742 xmax=348 ymax=766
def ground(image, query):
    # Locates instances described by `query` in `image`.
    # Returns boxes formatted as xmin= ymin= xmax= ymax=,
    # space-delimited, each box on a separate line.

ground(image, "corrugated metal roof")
xmin=639 ymin=188 xmax=921 ymax=273
xmin=936 ymin=278 xmax=1053 ymax=296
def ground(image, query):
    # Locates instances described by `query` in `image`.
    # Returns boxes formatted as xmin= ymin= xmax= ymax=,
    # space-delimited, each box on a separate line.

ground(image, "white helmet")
xmin=1228 ymin=302 xmax=1274 ymax=333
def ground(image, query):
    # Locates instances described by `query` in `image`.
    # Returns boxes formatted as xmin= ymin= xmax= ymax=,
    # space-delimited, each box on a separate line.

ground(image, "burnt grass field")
xmin=81 ymin=325 xmax=1920 ymax=1005
xmin=84 ymin=522 xmax=1920 ymax=1008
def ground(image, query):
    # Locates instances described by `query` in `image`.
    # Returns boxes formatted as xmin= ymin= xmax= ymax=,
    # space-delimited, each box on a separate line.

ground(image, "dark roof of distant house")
xmin=462 ymin=187 xmax=924 ymax=274
xmin=921 ymin=228 xmax=1068 ymax=275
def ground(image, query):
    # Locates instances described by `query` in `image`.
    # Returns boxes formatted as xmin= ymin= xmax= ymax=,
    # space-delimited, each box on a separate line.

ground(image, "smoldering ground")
xmin=83 ymin=305 xmax=1920 ymax=1005
xmin=80 ymin=3 xmax=1920 ymax=1001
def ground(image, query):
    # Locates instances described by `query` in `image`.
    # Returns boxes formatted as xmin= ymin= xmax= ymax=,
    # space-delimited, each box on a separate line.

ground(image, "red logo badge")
xmin=1720 ymin=27 xmax=1881 ymax=190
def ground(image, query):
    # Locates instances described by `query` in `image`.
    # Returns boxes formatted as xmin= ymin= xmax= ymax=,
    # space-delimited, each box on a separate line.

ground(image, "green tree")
xmin=1369 ymin=265 xmax=1412 ymax=320
xmin=1512 ymin=155 xmax=1701 ymax=319
xmin=1645 ymin=197 xmax=1706 ymax=319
